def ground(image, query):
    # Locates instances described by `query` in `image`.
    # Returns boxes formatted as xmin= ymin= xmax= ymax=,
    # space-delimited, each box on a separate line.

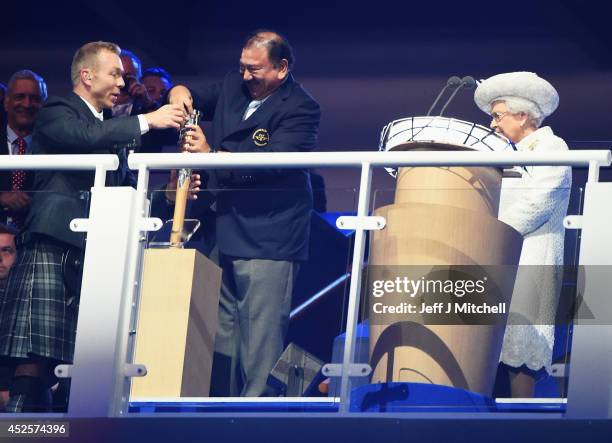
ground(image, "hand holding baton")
xmin=170 ymin=110 xmax=201 ymax=247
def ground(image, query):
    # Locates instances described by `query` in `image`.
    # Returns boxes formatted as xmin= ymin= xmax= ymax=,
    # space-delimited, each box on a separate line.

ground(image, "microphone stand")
xmin=438 ymin=76 xmax=477 ymax=117
xmin=426 ymin=76 xmax=461 ymax=116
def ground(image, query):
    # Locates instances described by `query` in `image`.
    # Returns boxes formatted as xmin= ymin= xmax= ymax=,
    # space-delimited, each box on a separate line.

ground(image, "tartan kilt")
xmin=0 ymin=239 xmax=80 ymax=363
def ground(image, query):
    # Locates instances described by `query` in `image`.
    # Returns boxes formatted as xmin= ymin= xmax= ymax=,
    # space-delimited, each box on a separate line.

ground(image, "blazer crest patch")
xmin=252 ymin=128 xmax=270 ymax=147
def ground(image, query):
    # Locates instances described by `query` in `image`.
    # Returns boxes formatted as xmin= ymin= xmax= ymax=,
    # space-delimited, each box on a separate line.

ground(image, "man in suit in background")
xmin=0 ymin=224 xmax=16 ymax=284
xmin=0 ymin=41 xmax=184 ymax=412
xmin=142 ymin=67 xmax=173 ymax=107
xmin=0 ymin=70 xmax=47 ymax=228
xmin=169 ymin=30 xmax=320 ymax=397
xmin=0 ymin=83 xmax=6 ymax=124
xmin=0 ymin=223 xmax=17 ymax=410
xmin=112 ymin=50 xmax=177 ymax=154
xmin=112 ymin=49 xmax=158 ymax=117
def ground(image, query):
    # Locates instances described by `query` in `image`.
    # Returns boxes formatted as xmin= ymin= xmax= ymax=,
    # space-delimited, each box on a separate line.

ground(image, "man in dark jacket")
xmin=169 ymin=30 xmax=320 ymax=397
xmin=0 ymin=223 xmax=17 ymax=410
xmin=0 ymin=70 xmax=47 ymax=228
xmin=109 ymin=50 xmax=177 ymax=154
xmin=0 ymin=41 xmax=184 ymax=412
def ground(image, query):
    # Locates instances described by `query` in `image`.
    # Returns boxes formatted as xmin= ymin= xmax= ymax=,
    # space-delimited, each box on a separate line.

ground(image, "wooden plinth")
xmin=131 ymin=248 xmax=222 ymax=398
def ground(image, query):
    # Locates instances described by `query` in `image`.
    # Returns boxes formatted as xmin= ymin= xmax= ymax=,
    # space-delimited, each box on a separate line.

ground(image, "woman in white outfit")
xmin=474 ymin=72 xmax=572 ymax=397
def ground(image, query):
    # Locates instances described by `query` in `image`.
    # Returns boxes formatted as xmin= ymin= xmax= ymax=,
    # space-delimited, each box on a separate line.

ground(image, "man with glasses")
xmin=168 ymin=29 xmax=320 ymax=397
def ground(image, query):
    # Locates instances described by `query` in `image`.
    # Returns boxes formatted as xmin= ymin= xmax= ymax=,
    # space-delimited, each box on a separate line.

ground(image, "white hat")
xmin=474 ymin=71 xmax=559 ymax=117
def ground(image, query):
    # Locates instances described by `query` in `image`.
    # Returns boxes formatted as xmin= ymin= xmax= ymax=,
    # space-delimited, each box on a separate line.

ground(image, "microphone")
xmin=438 ymin=75 xmax=476 ymax=117
xmin=461 ymin=75 xmax=477 ymax=89
xmin=426 ymin=76 xmax=461 ymax=116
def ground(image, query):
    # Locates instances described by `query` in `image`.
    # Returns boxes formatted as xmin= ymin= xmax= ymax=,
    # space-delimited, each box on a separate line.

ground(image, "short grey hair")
xmin=495 ymin=96 xmax=544 ymax=128
xmin=7 ymin=70 xmax=47 ymax=102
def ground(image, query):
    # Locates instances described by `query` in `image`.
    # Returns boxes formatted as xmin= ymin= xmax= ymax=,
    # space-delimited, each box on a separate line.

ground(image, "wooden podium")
xmin=131 ymin=248 xmax=221 ymax=398
xmin=368 ymin=142 xmax=523 ymax=396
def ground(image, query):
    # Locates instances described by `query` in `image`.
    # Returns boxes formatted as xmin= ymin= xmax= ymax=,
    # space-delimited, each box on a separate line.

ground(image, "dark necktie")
xmin=11 ymin=137 xmax=27 ymax=191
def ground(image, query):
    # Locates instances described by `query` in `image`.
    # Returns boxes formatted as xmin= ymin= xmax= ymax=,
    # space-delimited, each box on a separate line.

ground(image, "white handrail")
xmin=2 ymin=148 xmax=610 ymax=417
xmin=0 ymin=154 xmax=119 ymax=187
xmin=128 ymin=150 xmax=611 ymax=171
xmin=0 ymin=154 xmax=119 ymax=170
xmin=126 ymin=147 xmax=611 ymax=414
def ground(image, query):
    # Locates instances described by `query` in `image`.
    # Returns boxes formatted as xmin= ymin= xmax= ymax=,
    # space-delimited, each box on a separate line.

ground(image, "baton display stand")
xmin=368 ymin=141 xmax=523 ymax=397
xmin=131 ymin=247 xmax=221 ymax=398
xmin=131 ymin=110 xmax=222 ymax=399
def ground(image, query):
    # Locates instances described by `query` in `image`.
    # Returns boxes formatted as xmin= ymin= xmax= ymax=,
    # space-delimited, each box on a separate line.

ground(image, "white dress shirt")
xmin=79 ymin=96 xmax=149 ymax=134
xmin=243 ymin=95 xmax=272 ymax=121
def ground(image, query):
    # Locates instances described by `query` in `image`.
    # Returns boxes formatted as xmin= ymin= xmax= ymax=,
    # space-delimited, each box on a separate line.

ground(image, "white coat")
xmin=498 ymin=126 xmax=572 ymax=373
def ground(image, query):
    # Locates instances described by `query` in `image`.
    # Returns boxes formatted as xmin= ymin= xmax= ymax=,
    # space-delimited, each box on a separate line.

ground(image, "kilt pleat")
xmin=0 ymin=239 xmax=79 ymax=363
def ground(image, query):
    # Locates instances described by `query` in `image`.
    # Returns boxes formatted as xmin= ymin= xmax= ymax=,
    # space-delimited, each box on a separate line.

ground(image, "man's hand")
xmin=0 ymin=191 xmax=31 ymax=212
xmin=165 ymin=171 xmax=201 ymax=202
xmin=167 ymin=85 xmax=193 ymax=114
xmin=182 ymin=124 xmax=211 ymax=153
xmin=145 ymin=104 xmax=185 ymax=130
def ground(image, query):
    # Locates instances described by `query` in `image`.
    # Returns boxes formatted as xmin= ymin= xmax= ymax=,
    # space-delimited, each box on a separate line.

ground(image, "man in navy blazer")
xmin=169 ymin=30 xmax=320 ymax=396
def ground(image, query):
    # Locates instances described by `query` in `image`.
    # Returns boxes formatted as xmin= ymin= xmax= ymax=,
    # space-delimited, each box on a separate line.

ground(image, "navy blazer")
xmin=191 ymin=71 xmax=320 ymax=261
xmin=23 ymin=92 xmax=140 ymax=248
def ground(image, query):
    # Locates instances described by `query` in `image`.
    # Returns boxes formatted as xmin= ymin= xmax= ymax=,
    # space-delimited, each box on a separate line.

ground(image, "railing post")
xmin=338 ymin=162 xmax=373 ymax=413
xmin=64 ymin=186 xmax=141 ymax=417
xmin=565 ymin=181 xmax=612 ymax=418
xmin=117 ymin=165 xmax=154 ymax=415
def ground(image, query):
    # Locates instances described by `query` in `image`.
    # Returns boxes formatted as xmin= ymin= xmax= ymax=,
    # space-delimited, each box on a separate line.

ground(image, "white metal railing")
xmin=1 ymin=149 xmax=611 ymax=419
xmin=128 ymin=150 xmax=611 ymax=172
xmin=127 ymin=149 xmax=612 ymax=416
xmin=0 ymin=154 xmax=119 ymax=187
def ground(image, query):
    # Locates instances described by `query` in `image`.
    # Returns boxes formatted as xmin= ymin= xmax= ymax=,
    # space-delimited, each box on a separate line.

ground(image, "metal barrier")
xmin=1 ymin=149 xmax=611 ymax=418
xmin=0 ymin=154 xmax=118 ymax=187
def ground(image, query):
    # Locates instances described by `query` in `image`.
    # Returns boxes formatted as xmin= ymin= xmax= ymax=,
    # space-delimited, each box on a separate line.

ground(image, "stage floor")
xmin=129 ymin=396 xmax=566 ymax=414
